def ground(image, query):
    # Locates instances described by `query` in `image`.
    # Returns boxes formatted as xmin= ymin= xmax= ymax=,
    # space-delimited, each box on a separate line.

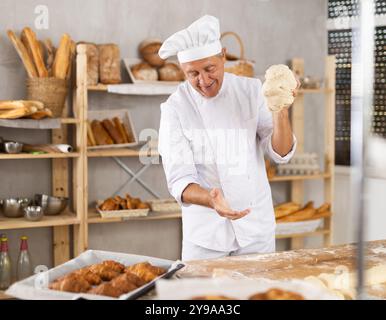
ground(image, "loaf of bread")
xmin=85 ymin=43 xmax=99 ymax=86
xmin=113 ymin=117 xmax=129 ymax=143
xmin=139 ymin=39 xmax=165 ymax=67
xmin=91 ymin=120 xmax=114 ymax=145
xmin=123 ymin=123 xmax=135 ymax=143
xmin=101 ymin=119 xmax=125 ymax=144
xmin=277 ymin=207 xmax=316 ymax=223
xmin=98 ymin=44 xmax=121 ymax=84
xmin=53 ymin=33 xmax=72 ymax=79
xmin=7 ymin=30 xmax=38 ymax=78
xmin=158 ymin=62 xmax=184 ymax=81
xmin=87 ymin=121 xmax=97 ymax=146
xmin=274 ymin=202 xmax=301 ymax=219
xmin=131 ymin=62 xmax=158 ymax=81
xmin=43 ymin=39 xmax=56 ymax=77
xmin=21 ymin=27 xmax=48 ymax=78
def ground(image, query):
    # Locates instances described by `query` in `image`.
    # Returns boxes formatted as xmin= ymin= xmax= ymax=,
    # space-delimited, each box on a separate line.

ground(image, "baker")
xmin=158 ymin=15 xmax=298 ymax=261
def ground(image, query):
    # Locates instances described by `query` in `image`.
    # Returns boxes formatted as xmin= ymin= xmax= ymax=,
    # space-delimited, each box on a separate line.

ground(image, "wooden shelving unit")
xmin=276 ymin=56 xmax=336 ymax=249
xmin=0 ymin=87 xmax=86 ymax=269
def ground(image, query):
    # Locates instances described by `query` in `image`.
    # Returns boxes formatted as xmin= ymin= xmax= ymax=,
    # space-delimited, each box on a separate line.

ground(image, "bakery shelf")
xmin=0 ymin=152 xmax=80 ymax=160
xmin=275 ymin=228 xmax=330 ymax=239
xmin=0 ymin=211 xmax=80 ymax=230
xmin=88 ymin=83 xmax=179 ymax=95
xmin=87 ymin=148 xmax=159 ymax=158
xmin=87 ymin=208 xmax=181 ymax=224
xmin=60 ymin=118 xmax=81 ymax=124
xmin=269 ymin=172 xmax=331 ymax=182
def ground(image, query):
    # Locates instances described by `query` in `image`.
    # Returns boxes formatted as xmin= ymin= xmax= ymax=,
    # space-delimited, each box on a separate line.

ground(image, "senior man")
xmin=158 ymin=15 xmax=298 ymax=260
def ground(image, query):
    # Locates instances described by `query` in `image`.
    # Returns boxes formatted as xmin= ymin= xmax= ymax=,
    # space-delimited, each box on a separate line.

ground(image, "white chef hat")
xmin=158 ymin=15 xmax=222 ymax=63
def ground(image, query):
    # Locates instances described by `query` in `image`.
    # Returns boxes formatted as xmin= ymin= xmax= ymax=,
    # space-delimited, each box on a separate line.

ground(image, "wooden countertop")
xmin=177 ymin=240 xmax=386 ymax=299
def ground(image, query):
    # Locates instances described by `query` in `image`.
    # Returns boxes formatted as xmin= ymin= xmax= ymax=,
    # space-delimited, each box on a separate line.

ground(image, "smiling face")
xmin=180 ymin=48 xmax=226 ymax=98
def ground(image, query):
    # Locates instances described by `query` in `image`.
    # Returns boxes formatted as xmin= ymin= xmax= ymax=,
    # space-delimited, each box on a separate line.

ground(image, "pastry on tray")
xmin=48 ymin=259 xmax=167 ymax=298
xmin=98 ymin=193 xmax=150 ymax=211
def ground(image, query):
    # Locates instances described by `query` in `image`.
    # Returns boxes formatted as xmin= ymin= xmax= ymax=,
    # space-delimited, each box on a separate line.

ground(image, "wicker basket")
xmin=26 ymin=77 xmax=68 ymax=118
xmin=221 ymin=32 xmax=254 ymax=78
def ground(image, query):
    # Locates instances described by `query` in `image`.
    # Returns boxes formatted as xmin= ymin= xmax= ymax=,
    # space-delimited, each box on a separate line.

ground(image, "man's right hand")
xmin=209 ymin=188 xmax=250 ymax=220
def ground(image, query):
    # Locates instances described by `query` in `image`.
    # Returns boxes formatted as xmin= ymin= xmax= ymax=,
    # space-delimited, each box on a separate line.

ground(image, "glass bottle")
xmin=0 ymin=236 xmax=12 ymax=290
xmin=16 ymin=236 xmax=32 ymax=281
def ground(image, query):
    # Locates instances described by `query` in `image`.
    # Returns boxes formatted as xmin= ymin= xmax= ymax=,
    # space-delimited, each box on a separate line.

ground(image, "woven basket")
xmin=221 ymin=32 xmax=254 ymax=78
xmin=26 ymin=77 xmax=68 ymax=118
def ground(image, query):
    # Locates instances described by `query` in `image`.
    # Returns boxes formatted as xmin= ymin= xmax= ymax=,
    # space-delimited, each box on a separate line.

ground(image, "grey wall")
xmin=0 ymin=0 xmax=327 ymax=271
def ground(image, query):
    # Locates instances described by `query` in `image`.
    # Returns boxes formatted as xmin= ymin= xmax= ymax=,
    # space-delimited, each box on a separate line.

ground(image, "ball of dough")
xmin=262 ymin=64 xmax=297 ymax=112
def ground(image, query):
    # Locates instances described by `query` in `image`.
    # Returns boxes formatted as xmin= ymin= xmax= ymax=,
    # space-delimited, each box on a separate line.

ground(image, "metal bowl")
xmin=1 ymin=198 xmax=32 ymax=218
xmin=34 ymin=194 xmax=68 ymax=216
xmin=4 ymin=142 xmax=23 ymax=154
xmin=24 ymin=206 xmax=44 ymax=221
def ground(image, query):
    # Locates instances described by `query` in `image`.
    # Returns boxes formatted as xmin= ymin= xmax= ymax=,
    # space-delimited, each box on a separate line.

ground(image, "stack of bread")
xmin=275 ymin=201 xmax=331 ymax=223
xmin=87 ymin=117 xmax=134 ymax=147
xmin=83 ymin=43 xmax=122 ymax=85
xmin=130 ymin=39 xmax=185 ymax=82
xmin=99 ymin=194 xmax=150 ymax=211
xmin=0 ymin=100 xmax=52 ymax=120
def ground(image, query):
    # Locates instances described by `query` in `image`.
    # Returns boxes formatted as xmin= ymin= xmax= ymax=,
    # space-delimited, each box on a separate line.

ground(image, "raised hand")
xmin=209 ymin=188 xmax=250 ymax=220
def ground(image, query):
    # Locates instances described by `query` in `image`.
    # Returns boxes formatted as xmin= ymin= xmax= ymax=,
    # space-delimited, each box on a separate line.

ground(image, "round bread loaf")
xmin=131 ymin=62 xmax=158 ymax=81
xmin=139 ymin=39 xmax=165 ymax=67
xmin=158 ymin=62 xmax=185 ymax=82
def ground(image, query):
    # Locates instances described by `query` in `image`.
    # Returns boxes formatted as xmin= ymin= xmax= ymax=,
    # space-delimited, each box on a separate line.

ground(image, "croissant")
xmin=49 ymin=274 xmax=91 ymax=293
xmin=88 ymin=282 xmax=123 ymax=298
xmin=89 ymin=264 xmax=121 ymax=281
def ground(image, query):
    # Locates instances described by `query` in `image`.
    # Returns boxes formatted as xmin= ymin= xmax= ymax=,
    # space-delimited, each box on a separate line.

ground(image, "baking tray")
xmin=96 ymin=201 xmax=149 ymax=218
xmin=275 ymin=218 xmax=323 ymax=235
xmin=6 ymin=249 xmax=185 ymax=300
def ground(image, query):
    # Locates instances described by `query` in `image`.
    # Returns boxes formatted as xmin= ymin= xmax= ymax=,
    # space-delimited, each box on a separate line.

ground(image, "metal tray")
xmin=6 ymin=250 xmax=184 ymax=300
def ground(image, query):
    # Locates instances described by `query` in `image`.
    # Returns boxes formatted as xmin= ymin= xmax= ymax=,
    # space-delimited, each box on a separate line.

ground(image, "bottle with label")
xmin=0 ymin=236 xmax=12 ymax=290
xmin=17 ymin=236 xmax=32 ymax=281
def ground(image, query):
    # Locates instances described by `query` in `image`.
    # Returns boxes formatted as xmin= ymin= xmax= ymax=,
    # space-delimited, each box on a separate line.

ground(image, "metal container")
xmin=1 ymin=198 xmax=31 ymax=218
xmin=34 ymin=194 xmax=68 ymax=216
xmin=3 ymin=142 xmax=23 ymax=154
xmin=24 ymin=206 xmax=43 ymax=221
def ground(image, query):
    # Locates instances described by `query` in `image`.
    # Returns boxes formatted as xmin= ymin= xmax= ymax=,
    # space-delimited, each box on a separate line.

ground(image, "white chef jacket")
xmin=158 ymin=72 xmax=296 ymax=252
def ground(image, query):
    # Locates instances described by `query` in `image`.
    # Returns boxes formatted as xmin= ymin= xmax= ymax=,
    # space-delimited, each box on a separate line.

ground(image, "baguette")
xmin=276 ymin=207 xmax=316 ymax=223
xmin=274 ymin=202 xmax=301 ymax=219
xmin=123 ymin=123 xmax=134 ymax=143
xmin=21 ymin=27 xmax=48 ymax=77
xmin=7 ymin=30 xmax=38 ymax=78
xmin=53 ymin=33 xmax=72 ymax=79
xmin=113 ymin=117 xmax=129 ymax=143
xmin=43 ymin=39 xmax=56 ymax=76
xmin=0 ymin=100 xmax=26 ymax=110
xmin=316 ymin=202 xmax=330 ymax=213
xmin=0 ymin=106 xmax=37 ymax=119
xmin=0 ymin=100 xmax=44 ymax=110
xmin=26 ymin=108 xmax=53 ymax=119
xmin=87 ymin=121 xmax=97 ymax=146
xmin=66 ymin=40 xmax=76 ymax=80
xmin=101 ymin=119 xmax=124 ymax=144
xmin=91 ymin=120 xmax=114 ymax=145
